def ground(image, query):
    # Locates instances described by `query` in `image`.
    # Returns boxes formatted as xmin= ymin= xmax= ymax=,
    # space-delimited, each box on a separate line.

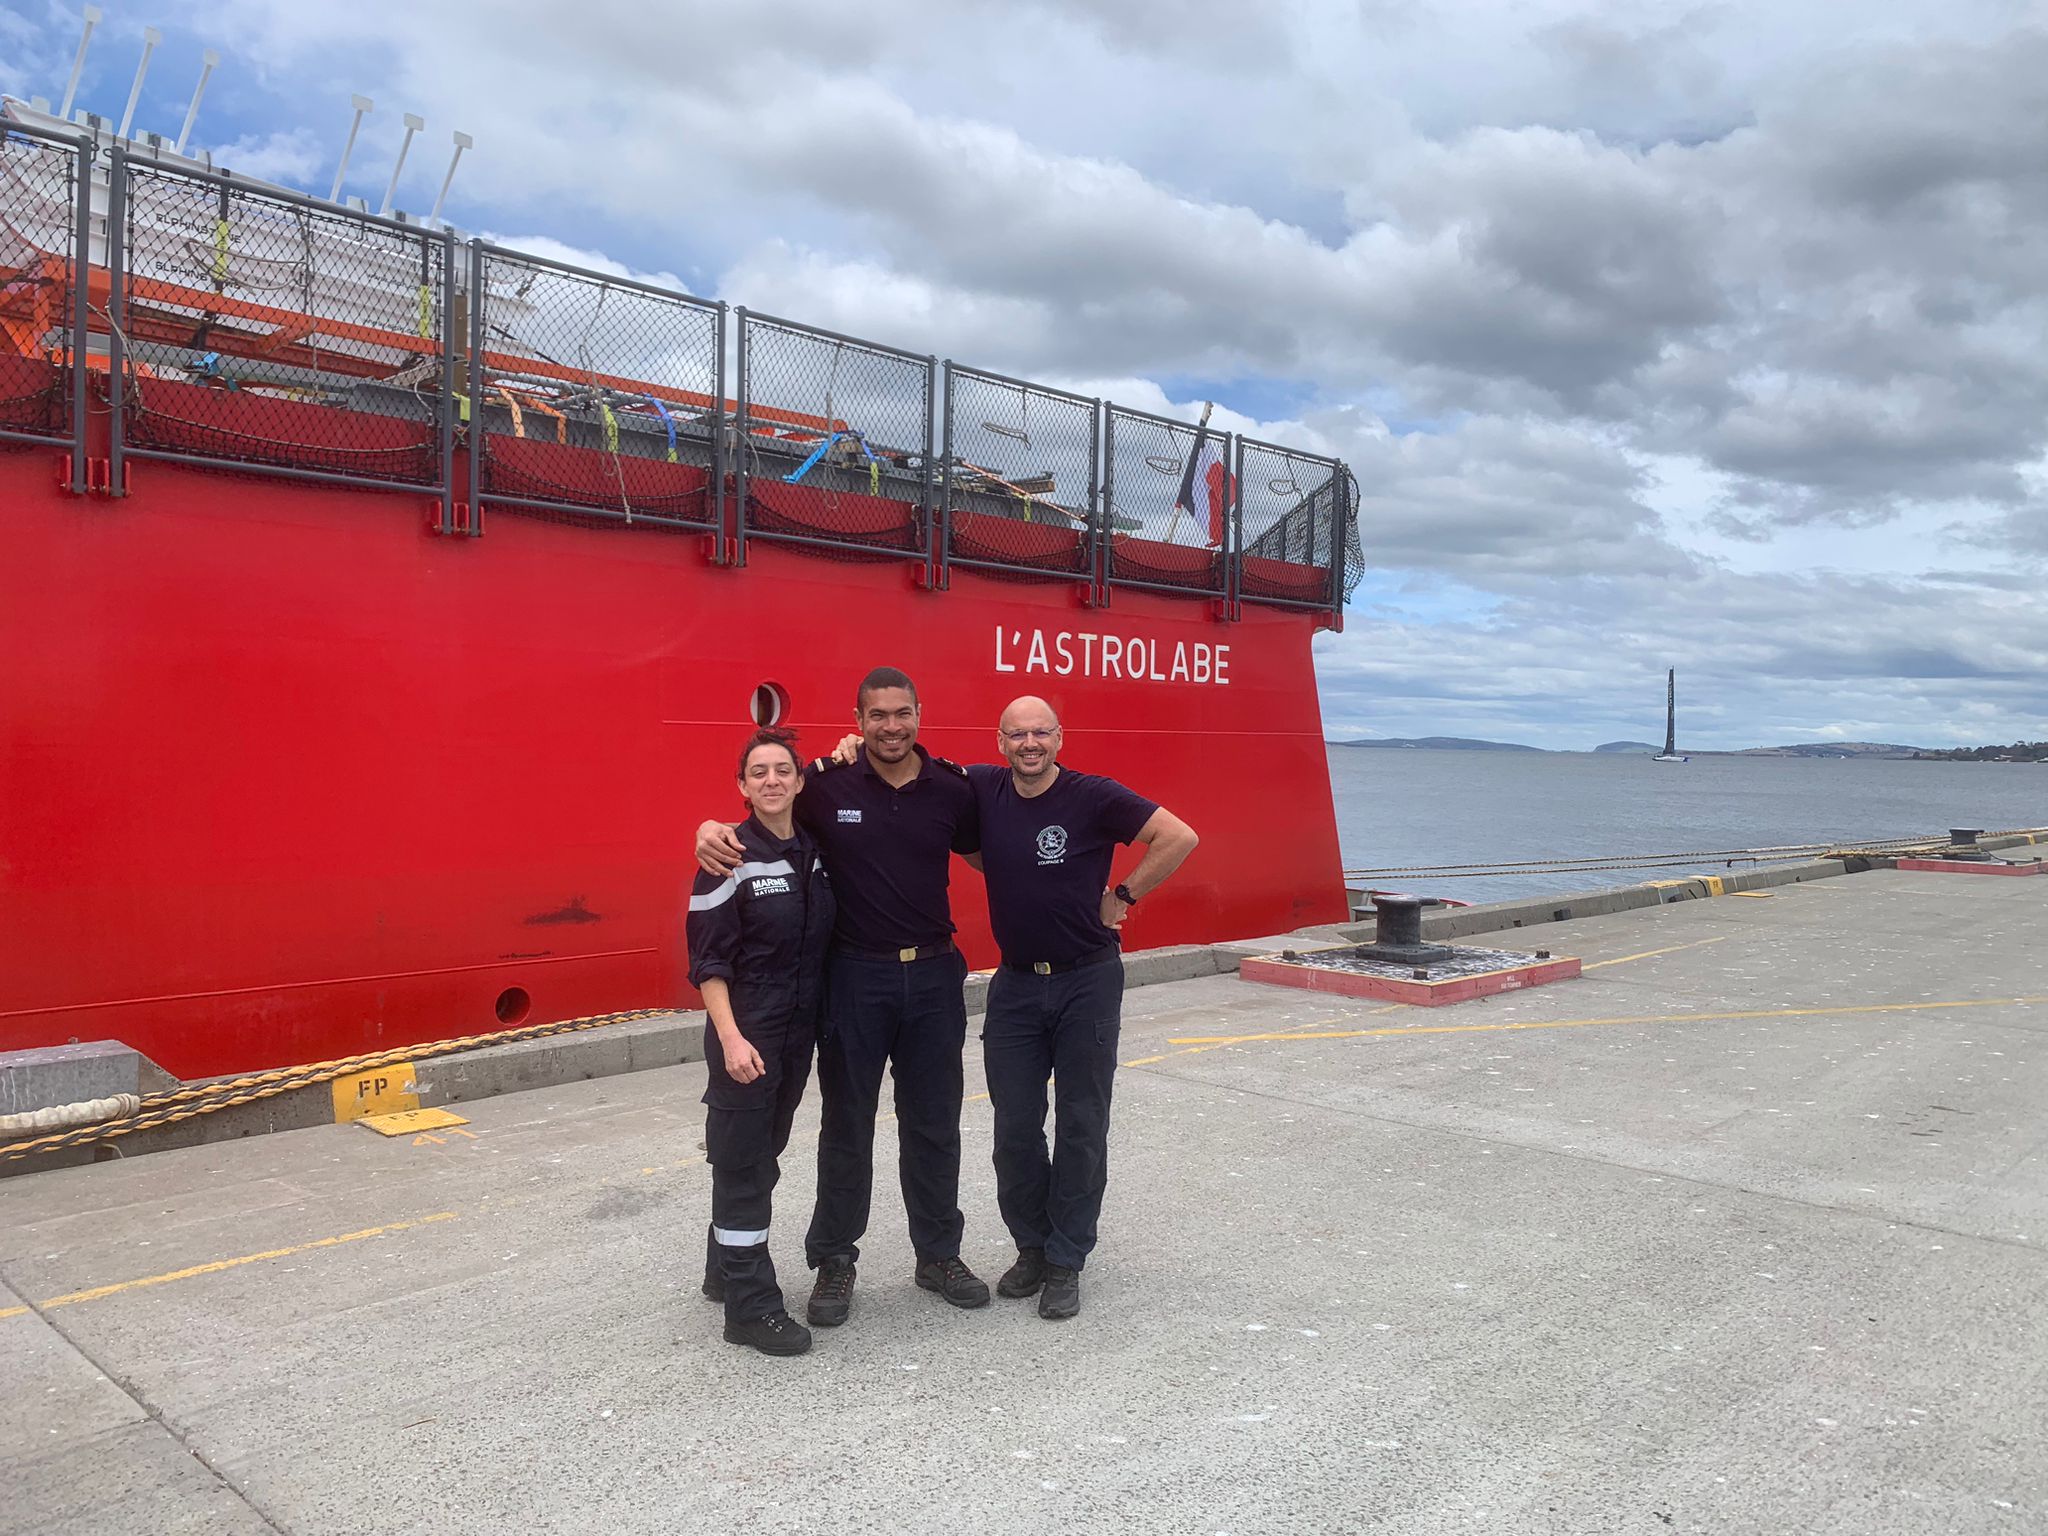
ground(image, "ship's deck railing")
xmin=467 ymin=242 xmax=724 ymax=535
xmin=940 ymin=364 xmax=1099 ymax=588
xmin=3 ymin=130 xmax=1363 ymax=622
xmin=0 ymin=120 xmax=89 ymax=464
xmin=736 ymin=308 xmax=936 ymax=564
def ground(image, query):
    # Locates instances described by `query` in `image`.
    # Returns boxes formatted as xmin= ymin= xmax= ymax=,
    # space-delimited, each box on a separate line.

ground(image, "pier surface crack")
xmin=0 ymin=1256 xmax=296 ymax=1536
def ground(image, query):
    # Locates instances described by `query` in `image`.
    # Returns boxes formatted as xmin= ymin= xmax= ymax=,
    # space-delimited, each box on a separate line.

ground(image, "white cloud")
xmin=15 ymin=0 xmax=2046 ymax=746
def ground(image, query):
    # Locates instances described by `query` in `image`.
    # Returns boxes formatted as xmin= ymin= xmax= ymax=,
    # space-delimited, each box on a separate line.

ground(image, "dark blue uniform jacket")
xmin=685 ymin=815 xmax=835 ymax=1034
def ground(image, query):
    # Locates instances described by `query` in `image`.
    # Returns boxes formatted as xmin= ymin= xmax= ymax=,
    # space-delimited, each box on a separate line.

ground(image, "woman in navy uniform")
xmin=687 ymin=728 xmax=835 ymax=1356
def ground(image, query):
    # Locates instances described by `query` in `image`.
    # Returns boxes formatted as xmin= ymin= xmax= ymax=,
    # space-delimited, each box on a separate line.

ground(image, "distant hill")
xmin=1332 ymin=736 xmax=1543 ymax=752
xmin=1594 ymin=740 xmax=1660 ymax=754
xmin=1734 ymin=741 xmax=1931 ymax=759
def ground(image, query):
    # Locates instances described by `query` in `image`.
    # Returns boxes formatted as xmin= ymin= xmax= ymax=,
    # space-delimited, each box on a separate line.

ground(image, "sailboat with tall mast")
xmin=1653 ymin=669 xmax=1689 ymax=763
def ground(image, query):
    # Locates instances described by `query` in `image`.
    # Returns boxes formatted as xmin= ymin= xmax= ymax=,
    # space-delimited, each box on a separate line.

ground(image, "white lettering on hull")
xmin=993 ymin=627 xmax=1231 ymax=685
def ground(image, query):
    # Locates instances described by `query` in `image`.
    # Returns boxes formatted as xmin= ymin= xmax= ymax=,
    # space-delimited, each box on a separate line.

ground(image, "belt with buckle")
xmin=1003 ymin=943 xmax=1120 ymax=977
xmin=841 ymin=940 xmax=957 ymax=964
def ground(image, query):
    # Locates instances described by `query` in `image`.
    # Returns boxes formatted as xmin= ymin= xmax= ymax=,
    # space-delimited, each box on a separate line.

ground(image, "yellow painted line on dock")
xmin=1 ymin=1212 xmax=458 ymax=1320
xmin=1582 ymin=936 xmax=1729 ymax=970
xmin=1167 ymin=992 xmax=2048 ymax=1047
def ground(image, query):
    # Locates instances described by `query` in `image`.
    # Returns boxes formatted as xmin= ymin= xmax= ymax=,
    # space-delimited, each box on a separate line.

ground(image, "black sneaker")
xmin=701 ymin=1269 xmax=724 ymax=1304
xmin=1038 ymin=1263 xmax=1080 ymax=1320
xmin=807 ymin=1258 xmax=856 ymax=1327
xmin=997 ymin=1247 xmax=1046 ymax=1298
xmin=723 ymin=1309 xmax=812 ymax=1357
xmin=915 ymin=1255 xmax=992 ymax=1309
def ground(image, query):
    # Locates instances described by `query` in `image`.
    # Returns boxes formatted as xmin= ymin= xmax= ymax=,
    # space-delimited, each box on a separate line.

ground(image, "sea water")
xmin=1328 ymin=747 xmax=2047 ymax=903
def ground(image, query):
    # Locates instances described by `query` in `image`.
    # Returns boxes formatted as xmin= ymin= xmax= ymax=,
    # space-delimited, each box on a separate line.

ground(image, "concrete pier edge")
xmin=5 ymin=831 xmax=2039 ymax=1174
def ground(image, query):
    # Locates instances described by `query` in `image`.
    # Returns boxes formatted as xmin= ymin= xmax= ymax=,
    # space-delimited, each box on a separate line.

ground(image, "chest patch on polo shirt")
xmin=750 ymin=875 xmax=792 ymax=895
xmin=838 ymin=809 xmax=863 ymax=824
xmin=1035 ymin=825 xmax=1068 ymax=864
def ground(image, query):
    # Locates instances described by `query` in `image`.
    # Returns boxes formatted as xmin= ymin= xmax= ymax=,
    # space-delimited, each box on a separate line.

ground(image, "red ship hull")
xmin=1 ymin=449 xmax=1345 ymax=1080
xmin=1 ymin=115 xmax=1355 ymax=1080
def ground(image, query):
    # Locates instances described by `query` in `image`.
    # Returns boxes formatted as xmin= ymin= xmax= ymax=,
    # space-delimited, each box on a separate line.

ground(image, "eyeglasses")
xmin=1001 ymin=727 xmax=1060 ymax=743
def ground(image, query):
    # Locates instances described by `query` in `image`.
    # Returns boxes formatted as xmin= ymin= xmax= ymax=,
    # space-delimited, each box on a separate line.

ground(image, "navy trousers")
xmin=805 ymin=948 xmax=970 ymax=1268
xmin=981 ymin=956 xmax=1123 ymax=1271
xmin=703 ymin=1017 xmax=815 ymax=1322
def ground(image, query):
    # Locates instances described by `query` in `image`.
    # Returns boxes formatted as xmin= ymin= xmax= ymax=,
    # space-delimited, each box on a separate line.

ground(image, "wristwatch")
xmin=1113 ymin=883 xmax=1139 ymax=908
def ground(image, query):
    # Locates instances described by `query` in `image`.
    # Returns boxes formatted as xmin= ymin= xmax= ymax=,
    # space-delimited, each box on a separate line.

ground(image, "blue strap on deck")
xmin=786 ymin=429 xmax=880 ymax=488
xmin=644 ymin=395 xmax=678 ymax=463
xmin=785 ymin=432 xmax=841 ymax=484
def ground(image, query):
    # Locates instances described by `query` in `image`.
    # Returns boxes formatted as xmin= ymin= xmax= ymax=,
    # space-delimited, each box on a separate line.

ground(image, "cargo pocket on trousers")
xmin=703 ymin=1102 xmax=773 ymax=1167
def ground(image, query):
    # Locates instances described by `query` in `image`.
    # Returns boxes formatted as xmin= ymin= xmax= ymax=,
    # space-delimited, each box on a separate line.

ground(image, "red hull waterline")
xmin=1 ymin=449 xmax=1346 ymax=1080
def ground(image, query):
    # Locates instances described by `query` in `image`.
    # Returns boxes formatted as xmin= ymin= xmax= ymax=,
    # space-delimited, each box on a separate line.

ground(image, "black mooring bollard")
xmin=1947 ymin=827 xmax=1992 ymax=862
xmin=1359 ymin=892 xmax=1457 ymax=967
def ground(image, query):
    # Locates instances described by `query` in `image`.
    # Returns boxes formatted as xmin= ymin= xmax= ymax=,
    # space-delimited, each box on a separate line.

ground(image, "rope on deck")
xmin=0 ymin=1007 xmax=671 ymax=1164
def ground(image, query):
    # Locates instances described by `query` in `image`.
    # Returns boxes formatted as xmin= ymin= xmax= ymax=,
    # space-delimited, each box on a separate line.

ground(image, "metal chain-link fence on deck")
xmin=1237 ymin=439 xmax=1359 ymax=610
xmin=113 ymin=156 xmax=448 ymax=489
xmin=942 ymin=365 xmax=1096 ymax=580
xmin=1102 ymin=405 xmax=1229 ymax=595
xmin=736 ymin=311 xmax=932 ymax=559
xmin=473 ymin=245 xmax=720 ymax=530
xmin=0 ymin=127 xmax=83 ymax=443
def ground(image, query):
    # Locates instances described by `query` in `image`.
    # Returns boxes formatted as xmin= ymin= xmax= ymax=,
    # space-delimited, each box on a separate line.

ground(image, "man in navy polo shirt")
xmin=969 ymin=694 xmax=1198 ymax=1320
xmin=697 ymin=667 xmax=991 ymax=1328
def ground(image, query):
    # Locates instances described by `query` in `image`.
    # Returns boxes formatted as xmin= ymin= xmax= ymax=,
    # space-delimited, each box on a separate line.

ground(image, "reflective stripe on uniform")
xmin=712 ymin=1225 xmax=769 ymax=1246
xmin=688 ymin=859 xmax=797 ymax=912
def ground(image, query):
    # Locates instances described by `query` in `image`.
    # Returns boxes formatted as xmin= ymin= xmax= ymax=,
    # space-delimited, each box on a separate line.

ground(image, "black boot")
xmin=1038 ymin=1263 xmax=1080 ymax=1320
xmin=702 ymin=1269 xmax=725 ymax=1304
xmin=915 ymin=1255 xmax=991 ymax=1309
xmin=807 ymin=1257 xmax=856 ymax=1327
xmin=723 ymin=1310 xmax=812 ymax=1356
xmin=997 ymin=1247 xmax=1046 ymax=1298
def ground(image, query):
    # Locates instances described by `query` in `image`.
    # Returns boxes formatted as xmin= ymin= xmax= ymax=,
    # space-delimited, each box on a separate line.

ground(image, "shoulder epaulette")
xmin=807 ymin=755 xmax=846 ymax=775
xmin=932 ymin=756 xmax=969 ymax=778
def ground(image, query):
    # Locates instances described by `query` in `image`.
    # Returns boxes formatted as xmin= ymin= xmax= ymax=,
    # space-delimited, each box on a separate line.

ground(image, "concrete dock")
xmin=2 ymin=866 xmax=2043 ymax=1535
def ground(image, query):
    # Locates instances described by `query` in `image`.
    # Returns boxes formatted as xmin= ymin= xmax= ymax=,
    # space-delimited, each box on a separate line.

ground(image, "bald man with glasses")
xmin=965 ymin=695 xmax=1198 ymax=1319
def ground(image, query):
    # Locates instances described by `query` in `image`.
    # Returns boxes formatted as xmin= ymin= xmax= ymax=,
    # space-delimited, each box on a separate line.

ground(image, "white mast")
xmin=430 ymin=130 xmax=472 ymax=226
xmin=58 ymin=5 xmax=102 ymax=123
xmin=116 ymin=25 xmax=162 ymax=142
xmin=173 ymin=49 xmax=219 ymax=156
xmin=379 ymin=111 xmax=424 ymax=218
xmin=330 ymin=95 xmax=373 ymax=203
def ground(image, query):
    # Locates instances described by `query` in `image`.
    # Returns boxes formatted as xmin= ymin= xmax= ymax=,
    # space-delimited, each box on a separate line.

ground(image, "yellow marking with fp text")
xmin=356 ymin=1107 xmax=469 ymax=1138
xmin=332 ymin=1061 xmax=420 ymax=1122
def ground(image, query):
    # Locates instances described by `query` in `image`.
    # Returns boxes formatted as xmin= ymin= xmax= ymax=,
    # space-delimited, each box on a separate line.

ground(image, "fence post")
xmin=710 ymin=301 xmax=728 ymax=563
xmin=1332 ymin=464 xmax=1356 ymax=630
xmin=1226 ymin=435 xmax=1246 ymax=620
xmin=1086 ymin=398 xmax=1105 ymax=606
xmin=935 ymin=361 xmax=955 ymax=592
xmin=66 ymin=137 xmax=93 ymax=492
xmin=104 ymin=147 xmax=126 ymax=498
xmin=732 ymin=307 xmax=750 ymax=568
xmin=920 ymin=353 xmax=938 ymax=582
xmin=435 ymin=228 xmax=455 ymax=535
xmin=466 ymin=240 xmax=485 ymax=535
xmin=1097 ymin=409 xmax=1116 ymax=605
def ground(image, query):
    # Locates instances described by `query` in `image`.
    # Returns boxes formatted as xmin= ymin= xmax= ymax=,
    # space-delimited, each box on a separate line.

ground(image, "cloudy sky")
xmin=7 ymin=0 xmax=2045 ymax=749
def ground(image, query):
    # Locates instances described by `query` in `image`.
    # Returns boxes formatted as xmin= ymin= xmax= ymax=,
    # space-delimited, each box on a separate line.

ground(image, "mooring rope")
xmin=0 ymin=1006 xmax=671 ymax=1164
